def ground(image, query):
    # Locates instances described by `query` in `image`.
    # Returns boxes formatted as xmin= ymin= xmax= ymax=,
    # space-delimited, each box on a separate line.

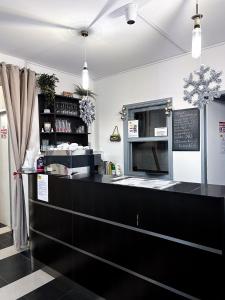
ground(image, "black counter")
xmin=62 ymin=173 xmax=225 ymax=198
xmin=28 ymin=174 xmax=225 ymax=300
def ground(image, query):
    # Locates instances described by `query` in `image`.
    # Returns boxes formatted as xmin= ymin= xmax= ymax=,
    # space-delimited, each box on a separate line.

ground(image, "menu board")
xmin=172 ymin=108 xmax=200 ymax=151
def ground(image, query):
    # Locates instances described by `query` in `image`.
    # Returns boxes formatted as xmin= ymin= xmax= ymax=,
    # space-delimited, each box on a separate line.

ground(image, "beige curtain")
xmin=0 ymin=62 xmax=36 ymax=250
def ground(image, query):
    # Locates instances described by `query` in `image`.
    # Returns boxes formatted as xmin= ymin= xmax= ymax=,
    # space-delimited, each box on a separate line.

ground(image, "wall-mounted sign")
xmin=219 ymin=122 xmax=225 ymax=154
xmin=0 ymin=127 xmax=7 ymax=139
xmin=219 ymin=122 xmax=225 ymax=133
xmin=172 ymin=108 xmax=200 ymax=151
xmin=155 ymin=127 xmax=168 ymax=137
xmin=128 ymin=120 xmax=139 ymax=138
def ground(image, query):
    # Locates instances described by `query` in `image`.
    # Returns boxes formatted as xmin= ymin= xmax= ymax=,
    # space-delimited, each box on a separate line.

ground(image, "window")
xmin=124 ymin=99 xmax=172 ymax=179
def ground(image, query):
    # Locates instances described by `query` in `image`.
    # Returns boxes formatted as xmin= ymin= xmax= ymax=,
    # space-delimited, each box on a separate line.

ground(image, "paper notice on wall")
xmin=37 ymin=174 xmax=48 ymax=202
xmin=219 ymin=122 xmax=225 ymax=154
xmin=155 ymin=127 xmax=168 ymax=137
xmin=128 ymin=120 xmax=139 ymax=138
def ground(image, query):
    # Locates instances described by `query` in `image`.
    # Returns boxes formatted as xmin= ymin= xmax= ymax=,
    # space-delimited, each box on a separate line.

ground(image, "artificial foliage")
xmin=74 ymin=84 xmax=96 ymax=100
xmin=79 ymin=96 xmax=95 ymax=125
xmin=37 ymin=73 xmax=59 ymax=107
xmin=183 ymin=64 xmax=222 ymax=108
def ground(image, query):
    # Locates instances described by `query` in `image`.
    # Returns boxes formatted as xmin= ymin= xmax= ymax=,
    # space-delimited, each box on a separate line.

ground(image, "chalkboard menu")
xmin=172 ymin=108 xmax=200 ymax=151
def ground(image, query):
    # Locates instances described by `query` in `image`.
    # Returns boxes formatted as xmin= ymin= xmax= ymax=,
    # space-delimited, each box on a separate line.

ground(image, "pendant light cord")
xmin=84 ymin=36 xmax=87 ymax=63
xmin=196 ymin=0 xmax=199 ymax=15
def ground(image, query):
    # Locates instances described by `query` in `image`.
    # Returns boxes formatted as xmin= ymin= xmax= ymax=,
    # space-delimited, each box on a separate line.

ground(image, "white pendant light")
xmin=192 ymin=27 xmax=202 ymax=59
xmin=191 ymin=0 xmax=203 ymax=59
xmin=81 ymin=30 xmax=89 ymax=90
xmin=82 ymin=61 xmax=89 ymax=90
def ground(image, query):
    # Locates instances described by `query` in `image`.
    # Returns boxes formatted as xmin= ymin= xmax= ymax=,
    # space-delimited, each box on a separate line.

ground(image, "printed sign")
xmin=128 ymin=120 xmax=139 ymax=138
xmin=0 ymin=127 xmax=7 ymax=139
xmin=219 ymin=122 xmax=225 ymax=133
xmin=37 ymin=174 xmax=48 ymax=202
xmin=155 ymin=127 xmax=168 ymax=137
xmin=219 ymin=122 xmax=225 ymax=154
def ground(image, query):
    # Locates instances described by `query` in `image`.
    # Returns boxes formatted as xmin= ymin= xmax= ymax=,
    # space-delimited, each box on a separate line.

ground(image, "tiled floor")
xmin=0 ymin=223 xmax=103 ymax=300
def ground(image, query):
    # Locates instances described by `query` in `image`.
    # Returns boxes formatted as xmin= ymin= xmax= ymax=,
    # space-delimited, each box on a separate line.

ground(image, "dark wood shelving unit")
xmin=38 ymin=94 xmax=88 ymax=150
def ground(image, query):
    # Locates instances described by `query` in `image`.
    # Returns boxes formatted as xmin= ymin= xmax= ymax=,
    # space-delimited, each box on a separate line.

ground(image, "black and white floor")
xmin=0 ymin=223 xmax=101 ymax=300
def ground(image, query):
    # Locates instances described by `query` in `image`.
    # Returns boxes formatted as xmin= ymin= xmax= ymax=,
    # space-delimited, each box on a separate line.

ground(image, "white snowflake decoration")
xmin=183 ymin=64 xmax=222 ymax=108
xmin=79 ymin=96 xmax=95 ymax=125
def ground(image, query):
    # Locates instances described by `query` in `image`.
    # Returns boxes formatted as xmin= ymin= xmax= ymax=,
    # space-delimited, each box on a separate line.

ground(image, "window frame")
xmin=123 ymin=98 xmax=173 ymax=179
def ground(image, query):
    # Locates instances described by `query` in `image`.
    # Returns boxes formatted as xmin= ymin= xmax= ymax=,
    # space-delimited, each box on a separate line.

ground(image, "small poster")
xmin=0 ymin=127 xmax=7 ymax=139
xmin=128 ymin=120 xmax=139 ymax=138
xmin=219 ymin=122 xmax=225 ymax=133
xmin=155 ymin=127 xmax=167 ymax=137
xmin=37 ymin=174 xmax=48 ymax=202
xmin=219 ymin=122 xmax=225 ymax=154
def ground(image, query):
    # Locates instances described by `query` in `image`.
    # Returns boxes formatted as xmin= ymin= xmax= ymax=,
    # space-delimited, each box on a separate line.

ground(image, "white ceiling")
xmin=0 ymin=0 xmax=224 ymax=79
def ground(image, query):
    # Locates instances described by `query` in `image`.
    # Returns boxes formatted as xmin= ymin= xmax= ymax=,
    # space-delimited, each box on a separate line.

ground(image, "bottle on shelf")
xmin=35 ymin=151 xmax=45 ymax=173
xmin=111 ymin=163 xmax=116 ymax=176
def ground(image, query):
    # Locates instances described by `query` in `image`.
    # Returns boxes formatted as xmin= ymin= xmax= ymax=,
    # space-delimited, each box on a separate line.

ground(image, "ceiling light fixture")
xmin=126 ymin=3 xmax=138 ymax=25
xmin=81 ymin=30 xmax=89 ymax=90
xmin=191 ymin=0 xmax=203 ymax=59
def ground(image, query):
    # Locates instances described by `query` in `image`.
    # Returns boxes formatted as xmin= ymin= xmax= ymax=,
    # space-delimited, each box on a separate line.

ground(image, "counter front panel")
xmin=28 ymin=174 xmax=225 ymax=300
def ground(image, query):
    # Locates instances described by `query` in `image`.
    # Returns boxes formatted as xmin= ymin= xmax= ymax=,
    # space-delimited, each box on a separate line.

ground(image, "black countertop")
xmin=24 ymin=170 xmax=225 ymax=198
xmin=59 ymin=174 xmax=225 ymax=199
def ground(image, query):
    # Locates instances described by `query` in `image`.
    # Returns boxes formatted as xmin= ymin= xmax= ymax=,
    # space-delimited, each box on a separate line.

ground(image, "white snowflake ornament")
xmin=183 ymin=65 xmax=222 ymax=108
xmin=79 ymin=96 xmax=95 ymax=125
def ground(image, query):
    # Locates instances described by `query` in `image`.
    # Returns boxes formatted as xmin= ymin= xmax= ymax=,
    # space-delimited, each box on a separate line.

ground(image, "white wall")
xmin=207 ymin=100 xmax=225 ymax=185
xmin=95 ymin=43 xmax=225 ymax=183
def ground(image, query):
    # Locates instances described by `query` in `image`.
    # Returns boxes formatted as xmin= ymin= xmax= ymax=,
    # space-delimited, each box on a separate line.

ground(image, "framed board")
xmin=172 ymin=108 xmax=200 ymax=151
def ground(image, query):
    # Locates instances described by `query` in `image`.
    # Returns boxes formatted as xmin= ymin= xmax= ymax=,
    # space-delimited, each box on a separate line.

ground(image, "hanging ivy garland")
xmin=79 ymin=96 xmax=95 ymax=125
xmin=183 ymin=64 xmax=222 ymax=108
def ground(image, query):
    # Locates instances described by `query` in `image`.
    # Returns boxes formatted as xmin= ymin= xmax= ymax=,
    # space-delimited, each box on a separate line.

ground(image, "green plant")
xmin=74 ymin=84 xmax=97 ymax=100
xmin=37 ymin=73 xmax=59 ymax=107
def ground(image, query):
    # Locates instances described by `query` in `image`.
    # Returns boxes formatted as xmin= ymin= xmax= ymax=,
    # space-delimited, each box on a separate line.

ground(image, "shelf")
xmin=55 ymin=113 xmax=80 ymax=118
xmin=40 ymin=113 xmax=55 ymax=116
xmin=38 ymin=94 xmax=88 ymax=148
xmin=56 ymin=132 xmax=87 ymax=135
xmin=55 ymin=94 xmax=81 ymax=101
xmin=40 ymin=132 xmax=55 ymax=134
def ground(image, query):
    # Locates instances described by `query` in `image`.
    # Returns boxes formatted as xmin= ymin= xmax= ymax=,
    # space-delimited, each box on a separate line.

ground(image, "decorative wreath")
xmin=79 ymin=96 xmax=95 ymax=125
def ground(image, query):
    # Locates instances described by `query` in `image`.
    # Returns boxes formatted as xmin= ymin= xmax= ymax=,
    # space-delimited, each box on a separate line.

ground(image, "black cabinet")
xmin=48 ymin=175 xmax=73 ymax=210
xmin=30 ymin=230 xmax=74 ymax=279
xmin=30 ymin=201 xmax=73 ymax=245
xmin=69 ymin=178 xmax=224 ymax=250
xmin=29 ymin=175 xmax=225 ymax=300
xmin=30 ymin=230 xmax=184 ymax=300
xmin=75 ymin=215 xmax=222 ymax=299
xmin=137 ymin=189 xmax=224 ymax=249
xmin=72 ymin=181 xmax=140 ymax=228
